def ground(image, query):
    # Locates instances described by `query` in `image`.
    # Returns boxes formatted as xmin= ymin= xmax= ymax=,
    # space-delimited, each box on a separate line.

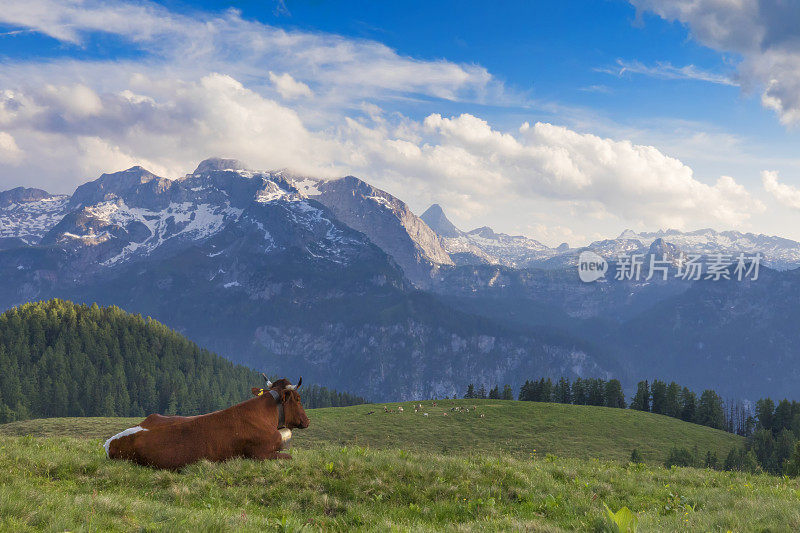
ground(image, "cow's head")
xmin=279 ymin=377 xmax=309 ymax=430
xmin=252 ymin=376 xmax=309 ymax=430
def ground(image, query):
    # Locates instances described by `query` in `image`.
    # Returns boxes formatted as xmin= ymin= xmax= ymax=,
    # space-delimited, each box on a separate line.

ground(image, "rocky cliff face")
xmin=304 ymin=176 xmax=453 ymax=286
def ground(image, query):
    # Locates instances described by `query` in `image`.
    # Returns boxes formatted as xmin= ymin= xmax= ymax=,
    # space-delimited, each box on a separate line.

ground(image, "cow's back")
xmin=140 ymin=413 xmax=197 ymax=429
xmin=109 ymin=408 xmax=276 ymax=469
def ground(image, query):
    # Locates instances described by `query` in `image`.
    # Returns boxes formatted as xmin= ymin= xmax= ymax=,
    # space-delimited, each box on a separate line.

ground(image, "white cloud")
xmin=0 ymin=0 xmax=503 ymax=106
xmin=268 ymin=72 xmax=313 ymax=99
xmin=762 ymin=170 xmax=800 ymax=210
xmin=407 ymin=115 xmax=761 ymax=228
xmin=631 ymin=0 xmax=800 ymax=125
xmin=0 ymin=0 xmax=770 ymax=242
xmin=600 ymin=59 xmax=736 ymax=86
xmin=0 ymin=132 xmax=22 ymax=162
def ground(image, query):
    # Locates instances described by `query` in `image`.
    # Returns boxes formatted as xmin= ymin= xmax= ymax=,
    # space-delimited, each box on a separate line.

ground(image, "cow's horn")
xmin=286 ymin=377 xmax=302 ymax=391
xmin=261 ymin=373 xmax=273 ymax=388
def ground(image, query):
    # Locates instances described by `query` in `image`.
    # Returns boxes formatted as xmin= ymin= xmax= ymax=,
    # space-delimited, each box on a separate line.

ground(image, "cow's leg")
xmin=245 ymin=438 xmax=291 ymax=460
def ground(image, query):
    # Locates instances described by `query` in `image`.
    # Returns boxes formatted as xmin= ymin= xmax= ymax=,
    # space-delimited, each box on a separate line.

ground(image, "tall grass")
xmin=2 ymin=435 xmax=800 ymax=532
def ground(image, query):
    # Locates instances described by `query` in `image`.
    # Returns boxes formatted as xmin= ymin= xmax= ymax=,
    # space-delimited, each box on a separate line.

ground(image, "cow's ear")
xmin=251 ymin=387 xmax=264 ymax=396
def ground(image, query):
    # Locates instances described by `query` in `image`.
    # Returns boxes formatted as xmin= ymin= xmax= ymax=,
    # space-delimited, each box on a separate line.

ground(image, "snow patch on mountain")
xmin=611 ymin=228 xmax=800 ymax=270
xmin=421 ymin=204 xmax=553 ymax=268
xmin=97 ymin=200 xmax=243 ymax=265
xmin=0 ymin=195 xmax=69 ymax=244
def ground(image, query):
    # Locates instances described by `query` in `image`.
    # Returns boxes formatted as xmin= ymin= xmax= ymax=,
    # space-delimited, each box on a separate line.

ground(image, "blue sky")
xmin=2 ymin=0 xmax=800 ymax=245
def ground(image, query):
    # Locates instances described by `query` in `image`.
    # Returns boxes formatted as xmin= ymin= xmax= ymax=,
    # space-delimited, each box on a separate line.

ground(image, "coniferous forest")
xmin=0 ymin=299 xmax=364 ymax=423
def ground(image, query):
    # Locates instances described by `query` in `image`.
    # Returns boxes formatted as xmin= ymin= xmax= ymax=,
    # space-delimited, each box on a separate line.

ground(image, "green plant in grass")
xmin=630 ymin=448 xmax=643 ymax=464
xmin=603 ymin=503 xmax=638 ymax=533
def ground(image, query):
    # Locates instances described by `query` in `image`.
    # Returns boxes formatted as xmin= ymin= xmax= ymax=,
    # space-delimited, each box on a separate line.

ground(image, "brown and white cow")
xmin=104 ymin=376 xmax=309 ymax=470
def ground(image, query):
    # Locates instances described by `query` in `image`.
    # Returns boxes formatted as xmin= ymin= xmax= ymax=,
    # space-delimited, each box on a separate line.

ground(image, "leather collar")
xmin=269 ymin=389 xmax=285 ymax=428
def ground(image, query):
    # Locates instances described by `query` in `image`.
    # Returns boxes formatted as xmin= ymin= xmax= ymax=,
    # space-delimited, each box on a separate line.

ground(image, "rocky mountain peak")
xmin=420 ymin=204 xmax=463 ymax=238
xmin=193 ymin=158 xmax=249 ymax=174
xmin=68 ymin=166 xmax=171 ymax=209
xmin=468 ymin=226 xmax=499 ymax=240
xmin=309 ymin=176 xmax=454 ymax=285
xmin=0 ymin=187 xmax=55 ymax=207
xmin=617 ymin=229 xmax=641 ymax=241
xmin=647 ymin=237 xmax=686 ymax=265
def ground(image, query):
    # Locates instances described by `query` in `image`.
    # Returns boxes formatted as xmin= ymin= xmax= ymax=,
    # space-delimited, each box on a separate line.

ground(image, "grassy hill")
xmin=0 ymin=400 xmax=798 ymax=532
xmin=0 ymin=399 xmax=743 ymax=465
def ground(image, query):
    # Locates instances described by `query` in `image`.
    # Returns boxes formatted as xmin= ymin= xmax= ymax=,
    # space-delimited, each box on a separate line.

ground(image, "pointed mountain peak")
xmin=648 ymin=238 xmax=685 ymax=264
xmin=556 ymin=242 xmax=570 ymax=251
xmin=468 ymin=226 xmax=499 ymax=240
xmin=618 ymin=229 xmax=642 ymax=241
xmin=193 ymin=158 xmax=249 ymax=174
xmin=420 ymin=204 xmax=462 ymax=238
xmin=69 ymin=165 xmax=169 ymax=209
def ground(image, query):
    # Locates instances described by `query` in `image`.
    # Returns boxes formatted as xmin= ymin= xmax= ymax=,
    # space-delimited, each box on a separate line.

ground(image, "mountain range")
xmin=1 ymin=157 xmax=799 ymax=400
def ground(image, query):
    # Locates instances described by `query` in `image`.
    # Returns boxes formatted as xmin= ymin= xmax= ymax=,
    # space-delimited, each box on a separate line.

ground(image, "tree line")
xmin=464 ymin=377 xmax=729 ymax=433
xmin=466 ymin=376 xmax=800 ymax=476
xmin=659 ymin=397 xmax=800 ymax=476
xmin=0 ymin=299 xmax=364 ymax=423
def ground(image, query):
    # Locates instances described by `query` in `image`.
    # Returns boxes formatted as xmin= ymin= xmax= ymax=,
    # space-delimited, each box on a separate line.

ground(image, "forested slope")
xmin=0 ymin=299 xmax=363 ymax=422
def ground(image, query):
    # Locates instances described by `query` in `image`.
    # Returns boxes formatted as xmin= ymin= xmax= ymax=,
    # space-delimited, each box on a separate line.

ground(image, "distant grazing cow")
xmin=397 ymin=406 xmax=404 ymax=412
xmin=104 ymin=376 xmax=309 ymax=470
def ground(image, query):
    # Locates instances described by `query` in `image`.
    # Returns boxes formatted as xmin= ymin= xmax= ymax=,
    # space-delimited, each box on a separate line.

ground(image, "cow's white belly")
xmin=103 ymin=426 xmax=148 ymax=457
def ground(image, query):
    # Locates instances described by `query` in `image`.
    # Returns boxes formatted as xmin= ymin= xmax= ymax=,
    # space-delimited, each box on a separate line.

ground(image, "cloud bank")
xmin=0 ymin=0 xmax=768 ymax=242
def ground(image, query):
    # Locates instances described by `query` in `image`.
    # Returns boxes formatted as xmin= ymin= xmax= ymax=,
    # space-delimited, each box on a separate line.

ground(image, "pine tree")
xmin=650 ymin=380 xmax=667 ymax=414
xmin=750 ymin=428 xmax=776 ymax=472
xmin=501 ymin=384 xmax=514 ymax=400
xmin=554 ymin=378 xmax=571 ymax=404
xmin=679 ymin=387 xmax=697 ymax=423
xmin=572 ymin=378 xmax=587 ymax=405
xmin=755 ymin=398 xmax=776 ymax=431
xmin=665 ymin=382 xmax=681 ymax=418
xmin=697 ymin=389 xmax=725 ymax=430
xmin=774 ymin=399 xmax=793 ymax=434
xmin=630 ymin=380 xmax=650 ymax=411
xmin=604 ymin=379 xmax=625 ymax=409
xmin=587 ymin=378 xmax=605 ymax=406
xmin=477 ymin=384 xmax=487 ymax=399
xmin=464 ymin=384 xmax=476 ymax=399
xmin=518 ymin=380 xmax=533 ymax=401
xmin=488 ymin=385 xmax=500 ymax=399
xmin=775 ymin=429 xmax=794 ymax=472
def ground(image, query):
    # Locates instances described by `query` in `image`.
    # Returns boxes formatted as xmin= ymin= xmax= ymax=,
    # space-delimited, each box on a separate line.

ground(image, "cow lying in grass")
xmin=104 ymin=376 xmax=309 ymax=470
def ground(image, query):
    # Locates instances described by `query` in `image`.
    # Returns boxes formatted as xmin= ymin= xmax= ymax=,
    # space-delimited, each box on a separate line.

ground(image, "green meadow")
xmin=2 ymin=400 xmax=798 ymax=531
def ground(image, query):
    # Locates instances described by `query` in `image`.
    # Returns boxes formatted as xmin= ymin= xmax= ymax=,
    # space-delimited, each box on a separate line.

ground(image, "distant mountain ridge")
xmin=4 ymin=159 xmax=800 ymax=400
xmin=420 ymin=203 xmax=800 ymax=271
xmin=421 ymin=204 xmax=554 ymax=268
xmin=0 ymin=159 xmax=616 ymax=400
